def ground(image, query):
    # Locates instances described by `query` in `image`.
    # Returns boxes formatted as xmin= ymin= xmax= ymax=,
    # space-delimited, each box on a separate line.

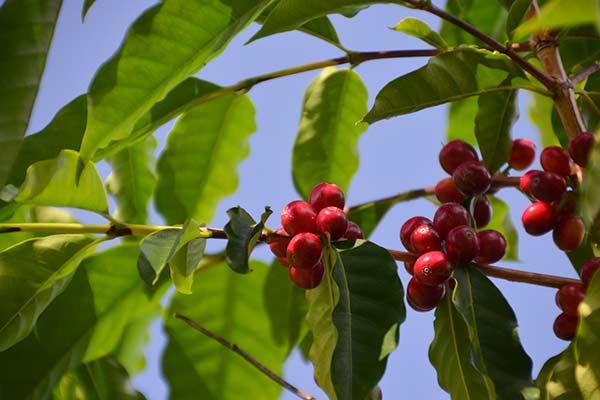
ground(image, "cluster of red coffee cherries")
xmin=268 ymin=183 xmax=364 ymax=289
xmin=553 ymin=257 xmax=600 ymax=340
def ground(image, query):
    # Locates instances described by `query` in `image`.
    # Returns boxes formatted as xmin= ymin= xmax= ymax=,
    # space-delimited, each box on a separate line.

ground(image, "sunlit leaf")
xmin=529 ymin=93 xmax=560 ymax=148
xmin=393 ymin=17 xmax=448 ymax=49
xmin=169 ymin=237 xmax=206 ymax=294
xmin=440 ymin=0 xmax=507 ymax=46
xmin=515 ymin=0 xmax=597 ymax=38
xmin=447 ymin=98 xmax=478 ymax=145
xmin=505 ymin=0 xmax=531 ymax=40
xmin=486 ymin=196 xmax=519 ymax=261
xmin=224 ymin=207 xmax=272 ymax=274
xmin=580 ymin=136 xmax=600 ymax=225
xmin=536 ymin=346 xmax=583 ymax=399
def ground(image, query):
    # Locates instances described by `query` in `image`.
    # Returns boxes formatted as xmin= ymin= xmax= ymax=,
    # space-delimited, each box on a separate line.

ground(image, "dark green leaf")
xmin=486 ymin=196 xmax=519 ymax=261
xmin=440 ymin=0 xmax=507 ymax=46
xmin=536 ymin=346 xmax=583 ymax=399
xmin=82 ymin=0 xmax=96 ymax=20
xmin=581 ymin=138 xmax=600 ymax=225
xmin=560 ymin=31 xmax=600 ymax=75
xmin=0 ymin=0 xmax=62 ymax=189
xmin=292 ymin=68 xmax=368 ymax=199
xmin=155 ymin=90 xmax=256 ymax=224
xmin=506 ymin=0 xmax=532 ymax=40
xmin=447 ymin=98 xmax=478 ymax=145
xmin=224 ymin=207 xmax=272 ymax=274
xmin=393 ymin=17 xmax=448 ymax=49
xmin=515 ymin=0 xmax=597 ymax=38
xmin=529 ymin=93 xmax=561 ymax=148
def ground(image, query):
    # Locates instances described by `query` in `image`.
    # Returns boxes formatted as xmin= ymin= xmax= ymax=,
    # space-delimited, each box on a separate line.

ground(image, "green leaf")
xmin=0 ymin=234 xmax=97 ymax=352
xmin=440 ymin=0 xmax=507 ymax=46
xmin=536 ymin=346 xmax=583 ymax=400
xmin=474 ymin=79 xmax=518 ymax=173
xmin=292 ymin=68 xmax=368 ymax=199
xmin=393 ymin=17 xmax=448 ymax=49
xmin=529 ymin=93 xmax=561 ymax=148
xmin=107 ymin=136 xmax=157 ymax=224
xmin=79 ymin=0 xmax=272 ymax=160
xmin=82 ymin=0 xmax=96 ymax=20
xmin=0 ymin=0 xmax=62 ymax=189
xmin=155 ymin=90 xmax=256 ymax=224
xmin=224 ymin=207 xmax=272 ymax=274
xmin=515 ymin=0 xmax=598 ymax=38
xmin=169 ymin=237 xmax=206 ymax=294
xmin=6 ymin=149 xmax=109 ymax=214
xmin=506 ymin=0 xmax=531 ymax=40
xmin=486 ymin=196 xmax=519 ymax=261
xmin=163 ymin=261 xmax=287 ymax=400
xmin=560 ymin=27 xmax=600 ymax=74
xmin=447 ymin=98 xmax=478 ymax=145
xmin=580 ymin=138 xmax=600 ymax=225
xmin=453 ymin=266 xmax=536 ymax=400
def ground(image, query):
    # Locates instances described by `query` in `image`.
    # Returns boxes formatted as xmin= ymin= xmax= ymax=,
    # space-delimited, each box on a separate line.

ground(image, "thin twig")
xmin=173 ymin=313 xmax=317 ymax=400
xmin=571 ymin=61 xmax=600 ymax=85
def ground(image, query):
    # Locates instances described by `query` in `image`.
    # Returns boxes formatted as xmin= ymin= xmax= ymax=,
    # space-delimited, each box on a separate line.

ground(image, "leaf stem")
xmin=571 ymin=61 xmax=600 ymax=86
xmin=173 ymin=313 xmax=318 ymax=400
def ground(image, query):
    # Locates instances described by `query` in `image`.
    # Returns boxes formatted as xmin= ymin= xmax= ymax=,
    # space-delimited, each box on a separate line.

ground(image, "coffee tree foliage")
xmin=0 ymin=0 xmax=599 ymax=399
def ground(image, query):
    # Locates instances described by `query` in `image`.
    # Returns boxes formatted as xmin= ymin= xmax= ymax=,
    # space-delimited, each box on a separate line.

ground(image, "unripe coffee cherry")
xmin=569 ymin=131 xmax=596 ymax=167
xmin=520 ymin=170 xmax=543 ymax=196
xmin=439 ymin=140 xmax=478 ymax=174
xmin=434 ymin=177 xmax=467 ymax=203
xmin=529 ymin=171 xmax=566 ymax=203
xmin=553 ymin=312 xmax=578 ymax=341
xmin=433 ymin=203 xmax=470 ymax=238
xmin=316 ymin=206 xmax=348 ymax=241
xmin=414 ymin=251 xmax=453 ymax=287
xmin=445 ymin=225 xmax=480 ymax=264
xmin=522 ymin=202 xmax=557 ymax=236
xmin=473 ymin=195 xmax=492 ymax=228
xmin=581 ymin=257 xmax=600 ymax=288
xmin=289 ymin=263 xmax=324 ymax=289
xmin=268 ymin=228 xmax=290 ymax=258
xmin=400 ymin=216 xmax=433 ymax=252
xmin=286 ymin=232 xmax=322 ymax=269
xmin=342 ymin=221 xmax=364 ymax=240
xmin=541 ymin=146 xmax=572 ymax=177
xmin=281 ymin=200 xmax=317 ymax=235
xmin=410 ymin=224 xmax=442 ymax=254
xmin=452 ymin=161 xmax=492 ymax=196
xmin=553 ymin=215 xmax=584 ymax=252
xmin=309 ymin=182 xmax=345 ymax=212
xmin=555 ymin=283 xmax=585 ymax=317
xmin=509 ymin=139 xmax=536 ymax=170
xmin=474 ymin=230 xmax=506 ymax=264
xmin=407 ymin=277 xmax=446 ymax=312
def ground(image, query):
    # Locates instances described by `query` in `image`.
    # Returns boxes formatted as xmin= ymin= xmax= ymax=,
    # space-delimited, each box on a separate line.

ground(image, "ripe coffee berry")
xmin=555 ymin=284 xmax=585 ymax=317
xmin=509 ymin=139 xmax=536 ymax=170
xmin=474 ymin=230 xmax=506 ymax=264
xmin=289 ymin=263 xmax=324 ymax=290
xmin=529 ymin=171 xmax=566 ymax=203
xmin=473 ymin=195 xmax=492 ymax=228
xmin=268 ymin=228 xmax=291 ymax=258
xmin=433 ymin=203 xmax=470 ymax=238
xmin=414 ymin=251 xmax=453 ymax=286
xmin=452 ymin=161 xmax=492 ymax=196
xmin=581 ymin=257 xmax=600 ymax=288
xmin=552 ymin=191 xmax=577 ymax=219
xmin=439 ymin=140 xmax=479 ymax=174
xmin=286 ymin=232 xmax=322 ymax=269
xmin=404 ymin=261 xmax=415 ymax=275
xmin=553 ymin=215 xmax=584 ymax=252
xmin=541 ymin=146 xmax=572 ymax=177
xmin=400 ymin=216 xmax=433 ymax=252
xmin=520 ymin=170 xmax=542 ymax=196
xmin=522 ymin=202 xmax=557 ymax=236
xmin=410 ymin=224 xmax=442 ymax=254
xmin=406 ymin=277 xmax=446 ymax=312
xmin=445 ymin=225 xmax=480 ymax=264
xmin=553 ymin=312 xmax=578 ymax=341
xmin=316 ymin=206 xmax=348 ymax=241
xmin=342 ymin=221 xmax=364 ymax=240
xmin=281 ymin=200 xmax=317 ymax=235
xmin=434 ymin=177 xmax=467 ymax=203
xmin=309 ymin=183 xmax=345 ymax=212
xmin=569 ymin=131 xmax=596 ymax=167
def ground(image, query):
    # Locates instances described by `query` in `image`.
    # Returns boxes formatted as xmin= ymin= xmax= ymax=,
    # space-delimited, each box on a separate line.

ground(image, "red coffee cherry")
xmin=406 ymin=277 xmax=446 ymax=312
xmin=277 ymin=256 xmax=290 ymax=267
xmin=509 ymin=139 xmax=536 ymax=170
xmin=529 ymin=171 xmax=566 ymax=203
xmin=400 ymin=216 xmax=433 ymax=252
xmin=414 ymin=251 xmax=454 ymax=287
xmin=555 ymin=283 xmax=585 ymax=317
xmin=553 ymin=215 xmax=584 ymax=252
xmin=439 ymin=140 xmax=479 ymax=174
xmin=433 ymin=203 xmax=470 ymax=238
xmin=474 ymin=230 xmax=506 ymax=264
xmin=316 ymin=206 xmax=348 ymax=241
xmin=404 ymin=261 xmax=415 ymax=275
xmin=581 ymin=257 xmax=600 ymax=288
xmin=541 ymin=146 xmax=572 ymax=177
xmin=434 ymin=177 xmax=467 ymax=203
xmin=553 ymin=312 xmax=579 ymax=341
xmin=452 ymin=161 xmax=492 ymax=196
xmin=342 ymin=221 xmax=364 ymax=240
xmin=289 ymin=262 xmax=324 ymax=289
xmin=552 ymin=191 xmax=577 ymax=219
xmin=446 ymin=225 xmax=480 ymax=264
xmin=281 ymin=200 xmax=317 ymax=235
xmin=309 ymin=182 xmax=345 ymax=212
xmin=569 ymin=131 xmax=596 ymax=167
xmin=268 ymin=228 xmax=290 ymax=258
xmin=520 ymin=170 xmax=543 ymax=196
xmin=286 ymin=232 xmax=323 ymax=269
xmin=410 ymin=224 xmax=442 ymax=254
xmin=473 ymin=195 xmax=492 ymax=228
xmin=522 ymin=202 xmax=557 ymax=236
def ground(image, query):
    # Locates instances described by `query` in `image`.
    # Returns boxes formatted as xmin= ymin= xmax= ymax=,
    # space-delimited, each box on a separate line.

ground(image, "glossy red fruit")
xmin=286 ymin=232 xmax=322 ymax=269
xmin=435 ymin=177 xmax=467 ymax=203
xmin=406 ymin=277 xmax=446 ymax=312
xmin=446 ymin=225 xmax=480 ymax=264
xmin=569 ymin=131 xmax=596 ymax=167
xmin=509 ymin=139 xmax=536 ymax=170
xmin=553 ymin=312 xmax=578 ymax=341
xmin=309 ymin=182 xmax=345 ymax=212
xmin=342 ymin=221 xmax=364 ymax=240
xmin=289 ymin=263 xmax=324 ymax=289
xmin=281 ymin=200 xmax=317 ymax=235
xmin=520 ymin=170 xmax=543 ymax=196
xmin=529 ymin=171 xmax=567 ymax=203
xmin=414 ymin=251 xmax=453 ymax=286
xmin=522 ymin=202 xmax=557 ymax=236
xmin=400 ymin=216 xmax=433 ymax=252
xmin=410 ymin=224 xmax=442 ymax=254
xmin=452 ymin=161 xmax=492 ymax=196
xmin=277 ymin=256 xmax=290 ymax=267
xmin=553 ymin=215 xmax=584 ymax=252
xmin=581 ymin=257 xmax=600 ymax=288
xmin=404 ymin=261 xmax=415 ymax=275
xmin=439 ymin=140 xmax=479 ymax=174
xmin=316 ymin=206 xmax=348 ymax=241
xmin=433 ymin=203 xmax=470 ymax=238
xmin=555 ymin=284 xmax=585 ymax=317
xmin=541 ymin=146 xmax=572 ymax=177
xmin=474 ymin=230 xmax=506 ymax=264
xmin=473 ymin=195 xmax=492 ymax=228
xmin=268 ymin=228 xmax=290 ymax=258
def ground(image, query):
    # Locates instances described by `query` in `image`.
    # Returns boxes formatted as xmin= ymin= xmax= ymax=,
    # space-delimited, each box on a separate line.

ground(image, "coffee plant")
xmin=1 ymin=0 xmax=600 ymax=399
